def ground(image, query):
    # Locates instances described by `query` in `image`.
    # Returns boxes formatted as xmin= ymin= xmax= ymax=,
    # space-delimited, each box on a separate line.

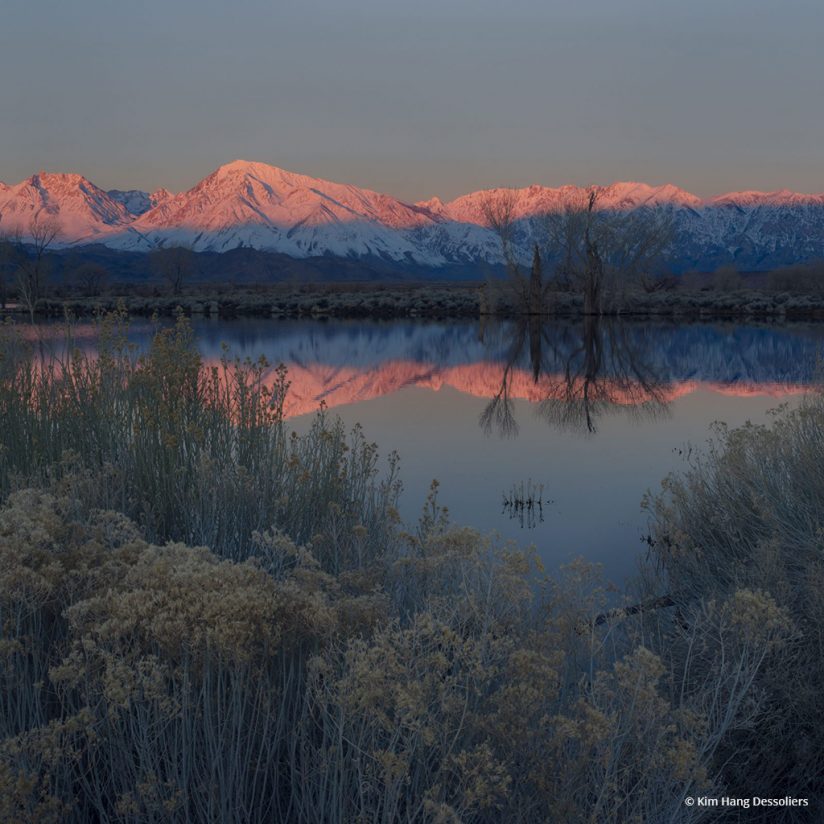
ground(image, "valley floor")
xmin=12 ymin=281 xmax=824 ymax=320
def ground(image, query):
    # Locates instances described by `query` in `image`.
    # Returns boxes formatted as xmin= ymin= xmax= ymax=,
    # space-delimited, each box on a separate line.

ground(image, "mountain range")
xmin=2 ymin=159 xmax=823 ymax=274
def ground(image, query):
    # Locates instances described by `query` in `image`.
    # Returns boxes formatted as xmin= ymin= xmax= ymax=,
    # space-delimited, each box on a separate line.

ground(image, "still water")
xmin=92 ymin=317 xmax=824 ymax=582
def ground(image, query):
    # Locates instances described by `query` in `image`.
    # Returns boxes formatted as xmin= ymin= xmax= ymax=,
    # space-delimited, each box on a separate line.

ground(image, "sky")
xmin=1 ymin=0 xmax=822 ymax=201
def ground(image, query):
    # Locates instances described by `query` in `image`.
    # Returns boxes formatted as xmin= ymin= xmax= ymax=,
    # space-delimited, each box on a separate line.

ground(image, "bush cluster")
xmin=644 ymin=395 xmax=824 ymax=807
xmin=0 ymin=314 xmax=811 ymax=822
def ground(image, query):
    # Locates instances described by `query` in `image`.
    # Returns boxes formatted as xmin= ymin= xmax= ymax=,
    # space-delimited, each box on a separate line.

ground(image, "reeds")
xmin=502 ymin=479 xmax=549 ymax=529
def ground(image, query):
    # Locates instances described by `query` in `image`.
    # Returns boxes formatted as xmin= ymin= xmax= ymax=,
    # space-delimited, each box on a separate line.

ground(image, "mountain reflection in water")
xmin=59 ymin=316 xmax=821 ymax=578
xmin=184 ymin=318 xmax=819 ymax=431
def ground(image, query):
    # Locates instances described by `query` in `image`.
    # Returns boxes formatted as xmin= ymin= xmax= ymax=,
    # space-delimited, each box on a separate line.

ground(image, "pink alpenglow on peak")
xmin=0 ymin=172 xmax=132 ymax=242
xmin=1 ymin=160 xmax=823 ymax=271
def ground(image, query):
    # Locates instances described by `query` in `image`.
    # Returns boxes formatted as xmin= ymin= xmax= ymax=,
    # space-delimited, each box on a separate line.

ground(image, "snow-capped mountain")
xmin=0 ymin=172 xmax=132 ymax=243
xmin=1 ymin=160 xmax=823 ymax=272
xmin=105 ymin=160 xmax=440 ymax=261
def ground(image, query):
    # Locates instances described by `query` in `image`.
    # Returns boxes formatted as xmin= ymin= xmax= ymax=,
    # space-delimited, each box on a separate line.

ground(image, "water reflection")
xmin=147 ymin=318 xmax=820 ymax=427
xmin=480 ymin=316 xmax=673 ymax=435
xmin=23 ymin=315 xmax=821 ymax=575
xmin=34 ymin=316 xmax=821 ymax=428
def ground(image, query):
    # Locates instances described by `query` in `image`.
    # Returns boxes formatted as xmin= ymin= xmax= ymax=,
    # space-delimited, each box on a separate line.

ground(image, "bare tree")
xmin=72 ymin=261 xmax=109 ymax=297
xmin=481 ymin=189 xmax=519 ymax=275
xmin=0 ymin=234 xmax=22 ymax=309
xmin=151 ymin=245 xmax=196 ymax=296
xmin=485 ymin=185 xmax=674 ymax=315
xmin=544 ymin=187 xmax=674 ymax=314
xmin=481 ymin=190 xmax=541 ymax=311
xmin=710 ymin=264 xmax=743 ymax=292
xmin=9 ymin=214 xmax=61 ymax=322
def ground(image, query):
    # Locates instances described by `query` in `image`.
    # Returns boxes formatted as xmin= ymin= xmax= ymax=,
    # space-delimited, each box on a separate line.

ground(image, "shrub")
xmin=0 ymin=313 xmax=400 ymax=570
xmin=0 ymin=313 xmax=807 ymax=821
xmin=644 ymin=395 xmax=824 ymax=806
xmin=767 ymin=261 xmax=824 ymax=294
xmin=2 ymin=487 xmax=757 ymax=822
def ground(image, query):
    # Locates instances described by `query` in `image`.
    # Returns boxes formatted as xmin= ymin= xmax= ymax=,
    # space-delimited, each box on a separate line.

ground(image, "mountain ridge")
xmin=2 ymin=159 xmax=823 ymax=273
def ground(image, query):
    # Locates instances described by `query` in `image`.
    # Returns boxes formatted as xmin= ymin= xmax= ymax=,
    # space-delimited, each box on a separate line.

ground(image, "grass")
xmin=0 ymin=312 xmax=817 ymax=822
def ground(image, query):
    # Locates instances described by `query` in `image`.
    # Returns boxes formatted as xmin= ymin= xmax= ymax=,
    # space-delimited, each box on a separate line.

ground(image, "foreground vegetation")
xmin=0 ymin=315 xmax=820 ymax=821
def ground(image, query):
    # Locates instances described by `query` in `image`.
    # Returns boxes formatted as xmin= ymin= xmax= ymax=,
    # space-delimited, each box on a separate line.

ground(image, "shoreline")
xmin=6 ymin=282 xmax=824 ymax=321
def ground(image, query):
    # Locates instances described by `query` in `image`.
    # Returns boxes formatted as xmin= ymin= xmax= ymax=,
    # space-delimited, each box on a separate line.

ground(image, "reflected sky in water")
xmin=77 ymin=317 xmax=824 ymax=582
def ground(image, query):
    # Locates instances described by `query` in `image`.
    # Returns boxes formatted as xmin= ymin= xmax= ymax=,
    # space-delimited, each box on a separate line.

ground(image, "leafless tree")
xmin=544 ymin=186 xmax=674 ymax=314
xmin=0 ymin=234 xmax=21 ymax=309
xmin=710 ymin=264 xmax=743 ymax=292
xmin=481 ymin=189 xmax=519 ymax=275
xmin=9 ymin=214 xmax=61 ymax=322
xmin=481 ymin=190 xmax=547 ymax=312
xmin=151 ymin=244 xmax=196 ymax=296
xmin=485 ymin=185 xmax=674 ymax=315
xmin=72 ymin=261 xmax=109 ymax=296
xmin=480 ymin=316 xmax=671 ymax=436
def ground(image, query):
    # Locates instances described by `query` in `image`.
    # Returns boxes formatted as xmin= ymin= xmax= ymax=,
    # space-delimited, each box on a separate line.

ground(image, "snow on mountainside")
xmin=433 ymin=181 xmax=702 ymax=225
xmin=105 ymin=160 xmax=442 ymax=261
xmin=0 ymin=173 xmax=132 ymax=242
xmin=1 ymin=160 xmax=823 ymax=272
xmin=107 ymin=188 xmax=174 ymax=217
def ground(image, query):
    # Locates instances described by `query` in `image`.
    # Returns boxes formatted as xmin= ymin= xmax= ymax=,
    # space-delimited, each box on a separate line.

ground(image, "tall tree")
xmin=485 ymin=185 xmax=674 ymax=315
xmin=482 ymin=190 xmax=535 ymax=311
xmin=72 ymin=261 xmax=109 ymax=297
xmin=544 ymin=186 xmax=674 ymax=314
xmin=11 ymin=214 xmax=61 ymax=322
xmin=0 ymin=235 xmax=18 ymax=309
xmin=151 ymin=245 xmax=196 ymax=296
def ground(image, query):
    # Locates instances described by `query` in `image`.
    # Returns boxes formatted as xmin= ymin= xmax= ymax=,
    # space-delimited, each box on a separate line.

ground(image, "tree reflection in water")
xmin=480 ymin=316 xmax=672 ymax=436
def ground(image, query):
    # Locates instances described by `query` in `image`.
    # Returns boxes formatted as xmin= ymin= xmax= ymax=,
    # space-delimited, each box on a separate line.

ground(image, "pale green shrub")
xmin=0 ymin=314 xmax=400 ymax=570
xmin=645 ymin=395 xmax=824 ymax=807
xmin=0 ymin=314 xmax=805 ymax=822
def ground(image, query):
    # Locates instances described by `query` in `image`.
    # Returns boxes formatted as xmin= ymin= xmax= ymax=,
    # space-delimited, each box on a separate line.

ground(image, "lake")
xmin=59 ymin=316 xmax=824 ymax=584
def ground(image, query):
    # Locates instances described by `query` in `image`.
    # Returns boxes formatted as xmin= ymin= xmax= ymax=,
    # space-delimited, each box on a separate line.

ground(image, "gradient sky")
xmin=2 ymin=0 xmax=822 ymax=201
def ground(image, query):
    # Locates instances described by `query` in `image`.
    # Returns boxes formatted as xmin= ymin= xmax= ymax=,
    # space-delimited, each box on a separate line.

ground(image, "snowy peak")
xmin=1 ymin=161 xmax=823 ymax=272
xmin=0 ymin=171 xmax=131 ymax=241
xmin=176 ymin=158 xmax=434 ymax=229
xmin=708 ymin=189 xmax=824 ymax=207
xmin=114 ymin=159 xmax=439 ymax=258
xmin=441 ymin=181 xmax=702 ymax=224
xmin=597 ymin=181 xmax=702 ymax=209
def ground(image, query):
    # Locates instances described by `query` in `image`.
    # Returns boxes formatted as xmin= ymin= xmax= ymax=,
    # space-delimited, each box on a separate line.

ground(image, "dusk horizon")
xmin=2 ymin=1 xmax=822 ymax=201
xmin=5 ymin=157 xmax=824 ymax=202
